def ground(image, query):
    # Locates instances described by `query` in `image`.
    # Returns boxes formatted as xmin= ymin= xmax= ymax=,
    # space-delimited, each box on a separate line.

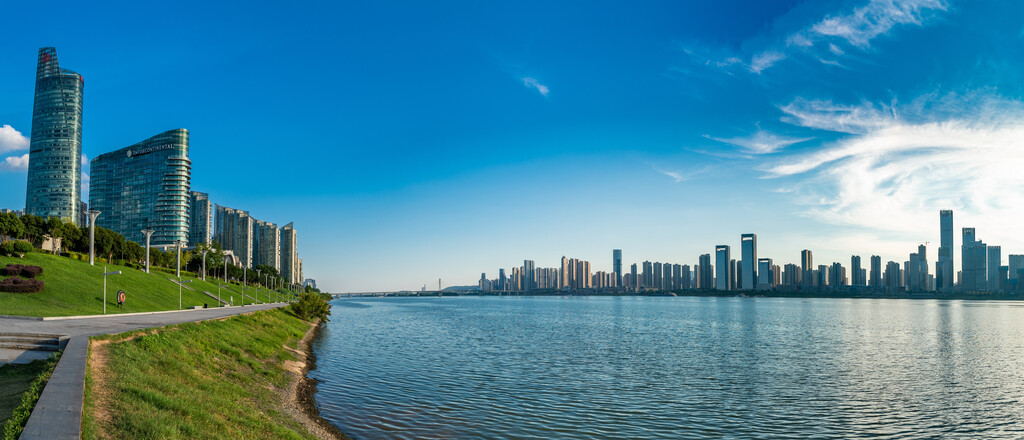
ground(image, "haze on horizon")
xmin=2 ymin=0 xmax=1023 ymax=292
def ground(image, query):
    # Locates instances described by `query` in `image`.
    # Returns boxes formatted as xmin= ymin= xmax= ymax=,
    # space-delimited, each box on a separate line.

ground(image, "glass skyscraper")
xmin=25 ymin=47 xmax=84 ymax=224
xmin=89 ymin=129 xmax=191 ymax=246
xmin=189 ymin=191 xmax=213 ymax=246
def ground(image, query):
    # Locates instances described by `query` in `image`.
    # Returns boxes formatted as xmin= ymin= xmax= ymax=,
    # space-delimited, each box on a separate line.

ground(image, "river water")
xmin=310 ymin=296 xmax=1024 ymax=439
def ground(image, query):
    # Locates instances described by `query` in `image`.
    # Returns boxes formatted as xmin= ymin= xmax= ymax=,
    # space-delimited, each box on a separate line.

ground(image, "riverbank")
xmin=81 ymin=308 xmax=346 ymax=439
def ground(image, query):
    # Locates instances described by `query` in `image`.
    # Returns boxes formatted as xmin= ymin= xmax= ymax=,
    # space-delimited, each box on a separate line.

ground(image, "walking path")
xmin=5 ymin=303 xmax=287 ymax=440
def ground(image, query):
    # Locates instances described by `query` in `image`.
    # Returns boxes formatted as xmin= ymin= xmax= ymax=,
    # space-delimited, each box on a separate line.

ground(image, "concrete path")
xmin=9 ymin=302 xmax=287 ymax=440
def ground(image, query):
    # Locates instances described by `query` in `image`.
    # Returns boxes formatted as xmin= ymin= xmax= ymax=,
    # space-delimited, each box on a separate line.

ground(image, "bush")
xmin=1 ymin=265 xmax=42 ymax=278
xmin=0 ymin=241 xmax=14 ymax=256
xmin=0 ymin=277 xmax=45 ymax=293
xmin=289 ymin=291 xmax=331 ymax=322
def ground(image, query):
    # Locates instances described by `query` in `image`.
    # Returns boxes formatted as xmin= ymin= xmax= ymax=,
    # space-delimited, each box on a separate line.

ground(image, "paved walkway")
xmin=7 ymin=303 xmax=287 ymax=440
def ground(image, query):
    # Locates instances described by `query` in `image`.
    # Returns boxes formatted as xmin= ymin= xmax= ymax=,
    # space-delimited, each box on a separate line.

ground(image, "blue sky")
xmin=2 ymin=0 xmax=1023 ymax=292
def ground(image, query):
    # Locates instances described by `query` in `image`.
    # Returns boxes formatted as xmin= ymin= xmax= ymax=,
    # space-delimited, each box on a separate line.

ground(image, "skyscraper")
xmin=757 ymin=258 xmax=773 ymax=290
xmin=630 ymin=263 xmax=638 ymax=291
xmin=801 ymin=249 xmax=813 ymax=286
xmin=25 ymin=47 xmax=85 ymax=224
xmin=987 ymin=246 xmax=1001 ymax=292
xmin=851 ymin=256 xmax=864 ymax=286
xmin=653 ymin=262 xmax=663 ymax=290
xmin=715 ymin=245 xmax=731 ymax=290
xmin=281 ymin=222 xmax=299 ymax=285
xmin=189 ymin=191 xmax=213 ymax=246
xmin=524 ymin=260 xmax=535 ymax=291
xmin=698 ymin=254 xmax=712 ymax=290
xmin=612 ymin=249 xmax=622 ymax=286
xmin=869 ymin=255 xmax=881 ymax=287
xmin=89 ymin=129 xmax=191 ymax=246
xmin=938 ymin=210 xmax=954 ymax=290
xmin=962 ymin=227 xmax=987 ymax=291
xmin=215 ymin=205 xmax=253 ymax=267
xmin=253 ymin=219 xmax=281 ymax=270
xmin=741 ymin=234 xmax=757 ymax=290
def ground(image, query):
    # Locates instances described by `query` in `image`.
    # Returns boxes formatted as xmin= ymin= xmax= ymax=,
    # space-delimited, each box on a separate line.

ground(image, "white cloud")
xmin=692 ymin=0 xmax=947 ymax=75
xmin=0 ymin=153 xmax=29 ymax=172
xmin=81 ymin=171 xmax=89 ymax=196
xmin=707 ymin=130 xmax=812 ymax=154
xmin=521 ymin=77 xmax=549 ymax=97
xmin=0 ymin=125 xmax=30 ymax=154
xmin=765 ymin=93 xmax=1024 ymax=250
xmin=657 ymin=168 xmax=684 ymax=183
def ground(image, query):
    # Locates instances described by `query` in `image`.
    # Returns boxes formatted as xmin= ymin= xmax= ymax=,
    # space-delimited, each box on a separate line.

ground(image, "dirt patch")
xmin=87 ymin=339 xmax=114 ymax=440
xmin=281 ymin=320 xmax=350 ymax=440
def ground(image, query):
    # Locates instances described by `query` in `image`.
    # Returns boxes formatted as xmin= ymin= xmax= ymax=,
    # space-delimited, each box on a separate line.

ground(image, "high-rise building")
xmin=698 ymin=254 xmax=713 ymax=290
xmin=741 ymin=234 xmax=757 ymax=290
xmin=281 ymin=222 xmax=300 ymax=285
xmin=653 ymin=262 xmax=664 ymax=290
xmin=1008 ymin=255 xmax=1024 ymax=288
xmin=612 ymin=249 xmax=622 ymax=286
xmin=630 ymin=263 xmax=638 ymax=291
xmin=498 ymin=268 xmax=507 ymax=291
xmin=524 ymin=260 xmax=535 ymax=291
xmin=961 ymin=227 xmax=987 ymax=291
xmin=89 ymin=129 xmax=191 ymax=246
xmin=987 ymin=246 xmax=1001 ymax=292
xmin=215 ymin=205 xmax=253 ymax=267
xmin=253 ymin=219 xmax=280 ymax=270
xmin=851 ymin=256 xmax=864 ymax=285
xmin=715 ymin=245 xmax=731 ymax=290
xmin=801 ymin=250 xmax=813 ymax=286
xmin=870 ymin=255 xmax=881 ymax=287
xmin=756 ymin=258 xmax=773 ymax=290
xmin=189 ymin=191 xmax=213 ymax=246
xmin=25 ymin=47 xmax=85 ymax=225
xmin=938 ymin=210 xmax=954 ymax=290
xmin=883 ymin=261 xmax=901 ymax=292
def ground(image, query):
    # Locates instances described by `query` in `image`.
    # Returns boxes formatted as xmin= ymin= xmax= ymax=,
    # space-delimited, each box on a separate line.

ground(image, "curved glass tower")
xmin=25 ymin=47 xmax=84 ymax=224
xmin=89 ymin=129 xmax=191 ymax=246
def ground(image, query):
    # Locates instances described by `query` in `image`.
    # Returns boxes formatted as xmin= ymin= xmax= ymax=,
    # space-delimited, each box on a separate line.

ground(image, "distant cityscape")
xmin=2 ymin=47 xmax=313 ymax=288
xmin=478 ymin=210 xmax=1021 ymax=295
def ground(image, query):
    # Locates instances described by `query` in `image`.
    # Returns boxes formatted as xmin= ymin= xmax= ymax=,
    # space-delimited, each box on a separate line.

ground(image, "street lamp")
xmin=242 ymin=266 xmax=247 ymax=306
xmin=175 ymin=240 xmax=185 ymax=278
xmin=88 ymin=210 xmax=101 ymax=265
xmin=200 ymin=249 xmax=209 ymax=281
xmin=256 ymin=270 xmax=262 ymax=304
xmin=178 ymin=277 xmax=192 ymax=310
xmin=102 ymin=266 xmax=121 ymax=314
xmin=141 ymin=228 xmax=155 ymax=273
xmin=218 ymin=284 xmax=230 ymax=305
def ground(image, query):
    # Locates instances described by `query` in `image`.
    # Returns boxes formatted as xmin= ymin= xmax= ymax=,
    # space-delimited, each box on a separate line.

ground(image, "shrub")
xmin=289 ymin=291 xmax=331 ymax=322
xmin=2 ymin=264 xmax=23 ymax=276
xmin=20 ymin=265 xmax=43 ymax=278
xmin=0 ymin=277 xmax=45 ymax=293
xmin=0 ymin=241 xmax=14 ymax=256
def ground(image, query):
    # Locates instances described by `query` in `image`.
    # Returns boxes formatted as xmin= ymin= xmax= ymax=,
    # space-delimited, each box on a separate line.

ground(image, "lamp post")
xmin=175 ymin=240 xmax=185 ymax=278
xmin=243 ymin=266 xmax=247 ymax=307
xmin=141 ymin=228 xmax=155 ymax=273
xmin=102 ymin=267 xmax=121 ymax=314
xmin=256 ymin=270 xmax=262 ymax=304
xmin=218 ymin=284 xmax=230 ymax=305
xmin=200 ymin=249 xmax=209 ymax=281
xmin=223 ymin=254 xmax=228 ymax=283
xmin=178 ymin=277 xmax=192 ymax=310
xmin=88 ymin=210 xmax=101 ymax=265
xmin=263 ymin=273 xmax=269 ymax=303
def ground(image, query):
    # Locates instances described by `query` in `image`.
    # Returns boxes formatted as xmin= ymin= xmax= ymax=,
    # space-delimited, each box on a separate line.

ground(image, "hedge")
xmin=2 ymin=264 xmax=43 ymax=278
xmin=0 ymin=277 xmax=45 ymax=293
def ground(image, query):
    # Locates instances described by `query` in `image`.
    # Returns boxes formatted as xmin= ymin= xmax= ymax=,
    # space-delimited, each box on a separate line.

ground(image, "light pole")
xmin=200 ymin=249 xmax=209 ymax=281
xmin=223 ymin=254 xmax=228 ymax=283
xmin=141 ymin=228 xmax=154 ymax=273
xmin=102 ymin=267 xmax=121 ymax=314
xmin=88 ymin=210 xmax=101 ymax=265
xmin=178 ymin=277 xmax=192 ymax=310
xmin=256 ymin=270 xmax=262 ymax=304
xmin=175 ymin=240 xmax=185 ymax=278
xmin=219 ymin=284 xmax=230 ymax=305
xmin=243 ymin=266 xmax=247 ymax=306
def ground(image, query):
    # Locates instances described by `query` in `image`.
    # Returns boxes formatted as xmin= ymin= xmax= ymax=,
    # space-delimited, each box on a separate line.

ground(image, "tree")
xmin=20 ymin=215 xmax=46 ymax=245
xmin=94 ymin=227 xmax=114 ymax=262
xmin=0 ymin=213 xmax=25 ymax=242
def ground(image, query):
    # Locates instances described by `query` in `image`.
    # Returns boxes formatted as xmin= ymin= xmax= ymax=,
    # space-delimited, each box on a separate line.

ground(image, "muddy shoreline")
xmin=293 ymin=319 xmax=351 ymax=440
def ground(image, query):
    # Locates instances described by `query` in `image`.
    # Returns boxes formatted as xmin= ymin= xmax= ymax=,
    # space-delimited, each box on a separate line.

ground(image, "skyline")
xmin=3 ymin=1 xmax=1024 ymax=292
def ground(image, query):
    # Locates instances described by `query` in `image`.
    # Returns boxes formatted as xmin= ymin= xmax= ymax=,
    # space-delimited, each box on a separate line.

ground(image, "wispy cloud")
xmin=0 ymin=125 xmax=30 ymax=154
xmin=685 ymin=0 xmax=948 ymax=75
xmin=0 ymin=153 xmax=29 ymax=172
xmin=706 ymin=129 xmax=812 ymax=154
xmin=521 ymin=77 xmax=550 ymax=97
xmin=765 ymin=92 xmax=1024 ymax=246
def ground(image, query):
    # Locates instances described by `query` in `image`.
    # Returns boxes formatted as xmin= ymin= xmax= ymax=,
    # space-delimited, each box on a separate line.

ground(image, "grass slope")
xmin=0 ymin=253 xmax=238 ymax=317
xmin=0 ymin=354 xmax=61 ymax=439
xmin=82 ymin=308 xmax=317 ymax=440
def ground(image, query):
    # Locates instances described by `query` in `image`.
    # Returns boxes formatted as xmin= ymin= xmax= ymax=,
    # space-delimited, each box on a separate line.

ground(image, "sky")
xmin=2 ymin=0 xmax=1024 ymax=292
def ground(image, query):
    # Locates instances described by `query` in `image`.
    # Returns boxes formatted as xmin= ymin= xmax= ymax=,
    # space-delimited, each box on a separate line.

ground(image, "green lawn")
xmin=82 ymin=308 xmax=319 ymax=440
xmin=0 ymin=253 xmax=245 ymax=317
xmin=0 ymin=354 xmax=61 ymax=439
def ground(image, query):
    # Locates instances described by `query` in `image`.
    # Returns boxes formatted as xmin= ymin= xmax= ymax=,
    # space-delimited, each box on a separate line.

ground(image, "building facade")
xmin=281 ymin=222 xmax=300 ymax=285
xmin=215 ymin=205 xmax=254 ymax=267
xmin=89 ymin=129 xmax=191 ymax=246
xmin=253 ymin=219 xmax=281 ymax=271
xmin=26 ymin=47 xmax=85 ymax=225
xmin=715 ymin=245 xmax=731 ymax=290
xmin=189 ymin=191 xmax=213 ymax=246
xmin=938 ymin=210 xmax=954 ymax=289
